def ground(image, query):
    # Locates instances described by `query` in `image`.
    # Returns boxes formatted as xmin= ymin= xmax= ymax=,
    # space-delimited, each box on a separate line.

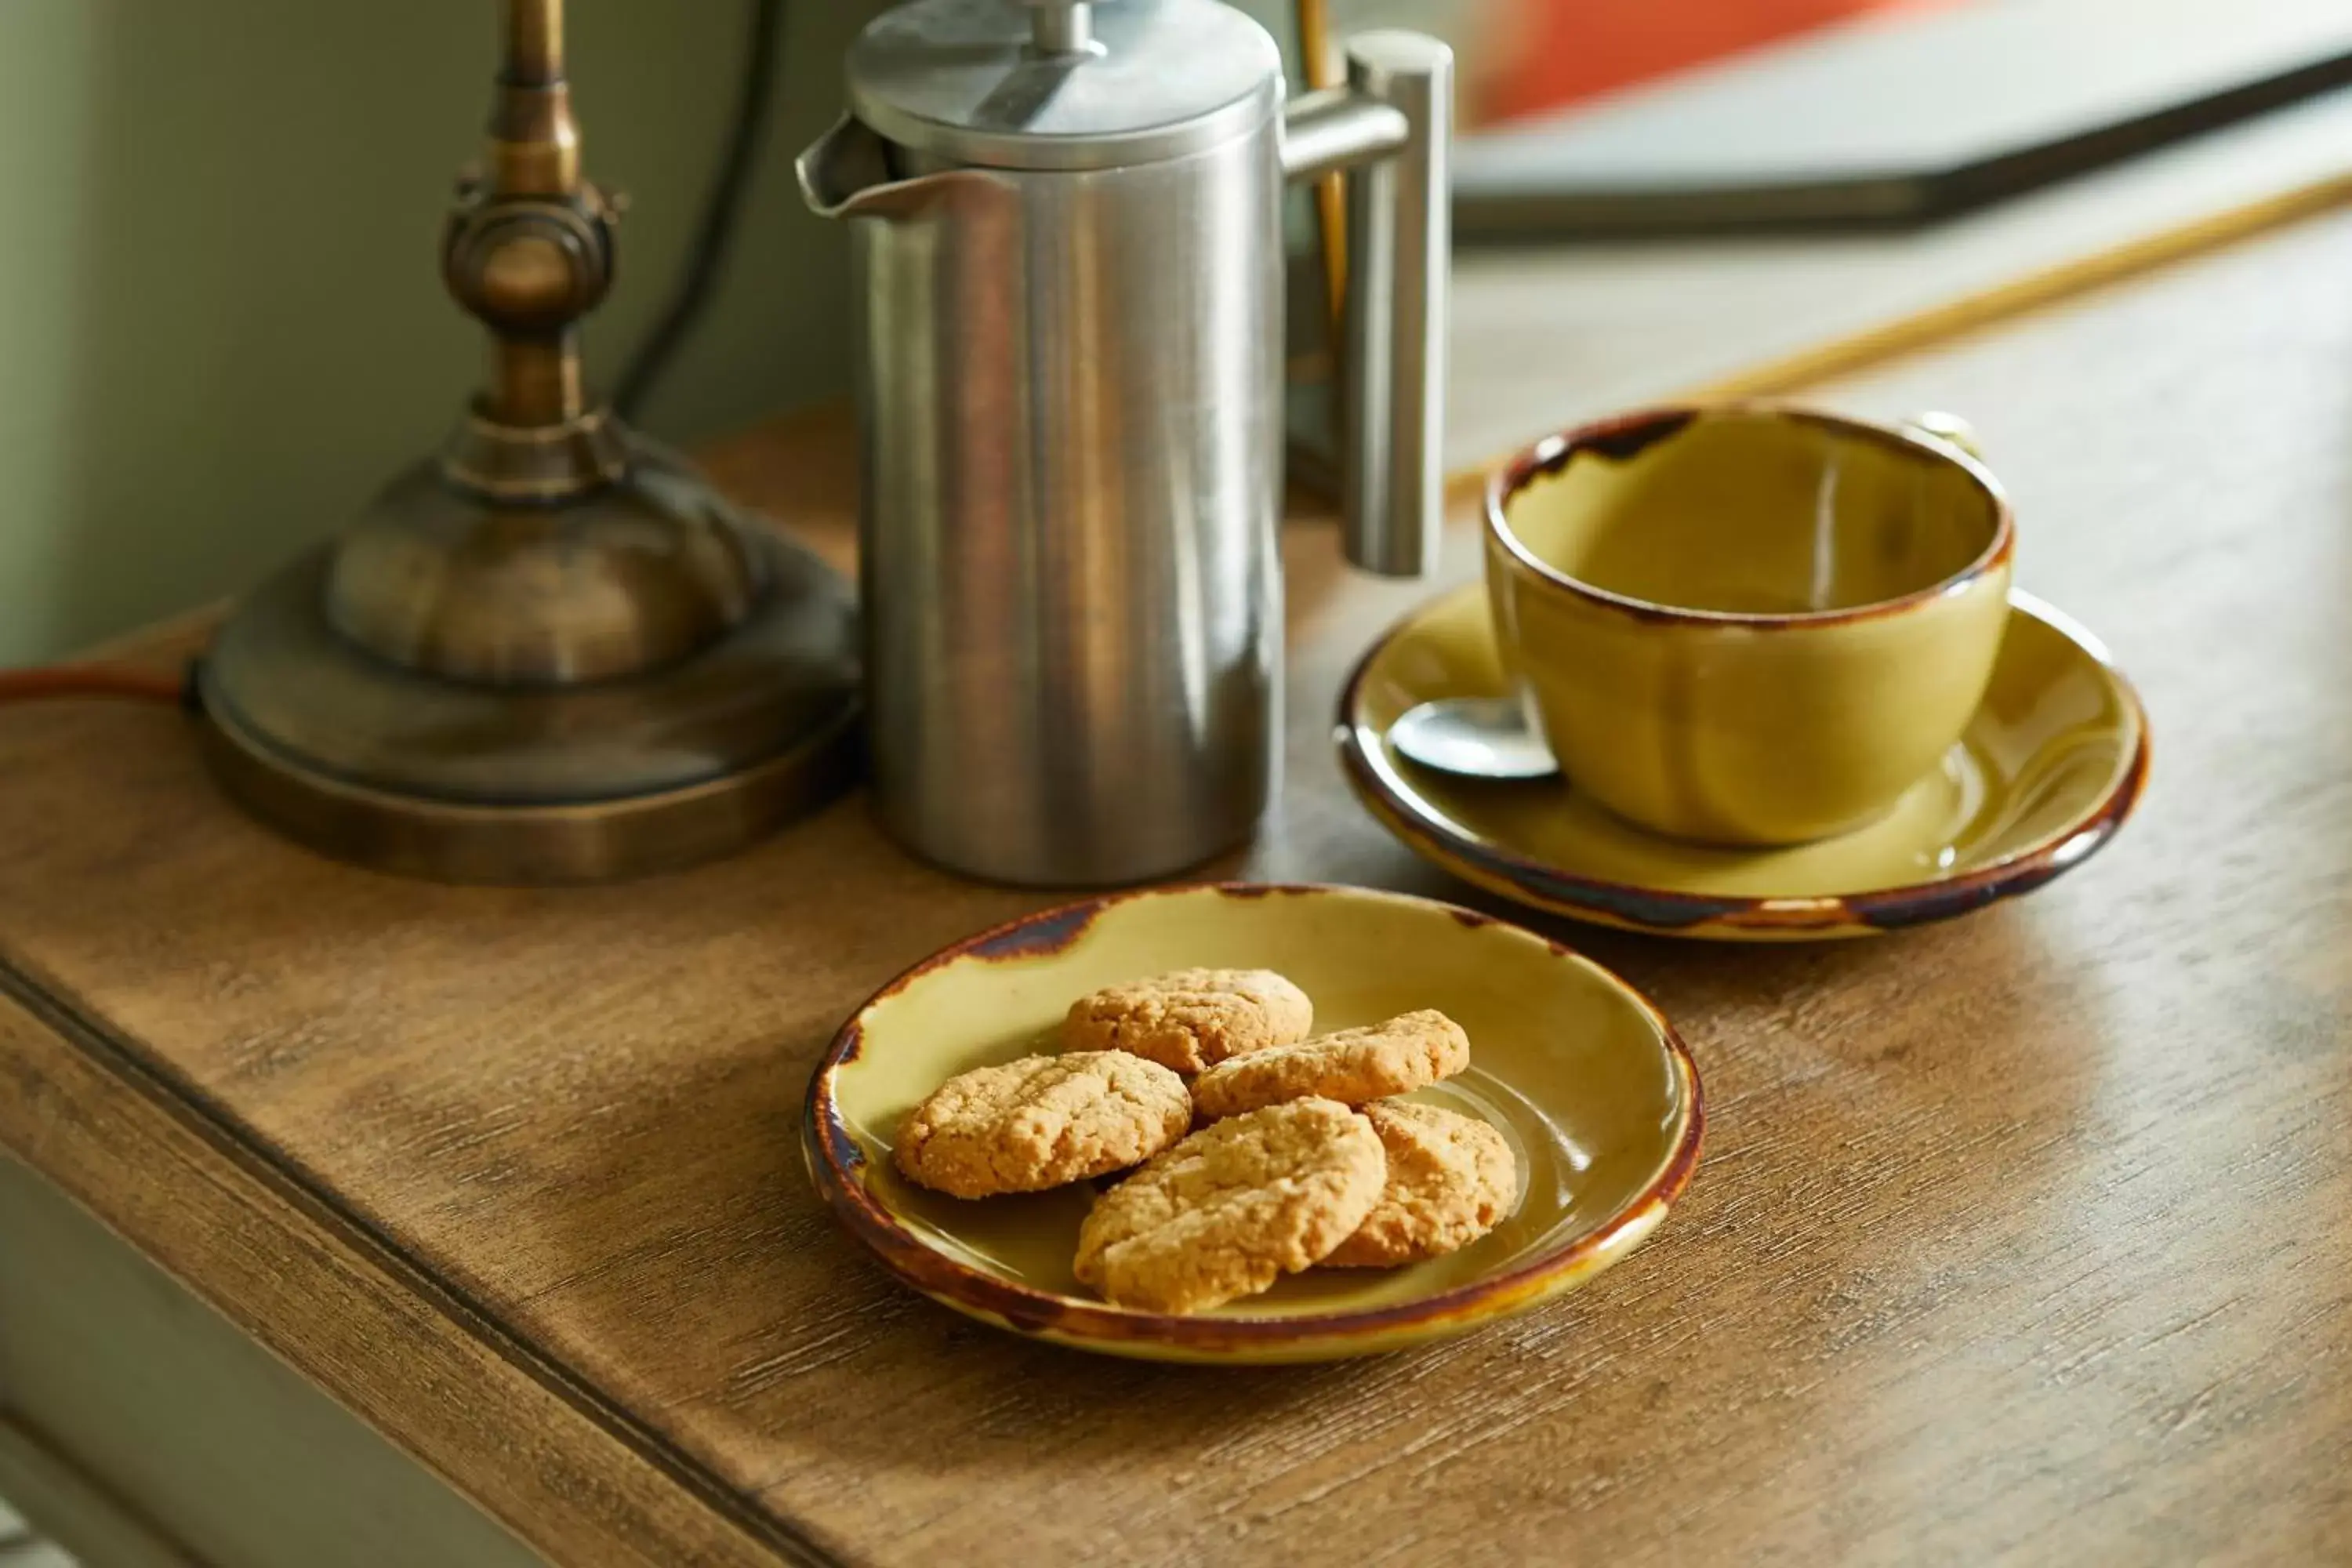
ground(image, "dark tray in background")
xmin=1453 ymin=0 xmax=2352 ymax=238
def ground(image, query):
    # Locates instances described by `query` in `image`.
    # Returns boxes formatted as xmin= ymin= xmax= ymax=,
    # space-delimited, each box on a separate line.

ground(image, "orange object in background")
xmin=1477 ymin=0 xmax=1965 ymax=125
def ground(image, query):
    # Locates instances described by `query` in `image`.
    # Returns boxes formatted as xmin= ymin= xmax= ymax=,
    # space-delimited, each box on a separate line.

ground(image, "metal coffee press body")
xmin=800 ymin=0 xmax=1451 ymax=884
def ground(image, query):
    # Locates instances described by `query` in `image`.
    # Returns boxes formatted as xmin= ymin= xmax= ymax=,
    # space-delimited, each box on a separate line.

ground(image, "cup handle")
xmin=1903 ymin=410 xmax=1983 ymax=459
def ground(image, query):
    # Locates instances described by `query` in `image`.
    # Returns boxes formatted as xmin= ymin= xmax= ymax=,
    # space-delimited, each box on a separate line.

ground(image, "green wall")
xmin=0 ymin=0 xmax=885 ymax=664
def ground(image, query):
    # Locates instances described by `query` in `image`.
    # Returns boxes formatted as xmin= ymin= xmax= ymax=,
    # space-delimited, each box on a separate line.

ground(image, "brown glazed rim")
xmin=802 ymin=883 xmax=1704 ymax=1354
xmin=1485 ymin=401 xmax=2019 ymax=629
xmin=1333 ymin=588 xmax=2152 ymax=937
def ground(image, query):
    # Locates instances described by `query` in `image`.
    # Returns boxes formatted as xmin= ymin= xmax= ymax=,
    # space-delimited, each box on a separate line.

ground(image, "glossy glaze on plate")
xmin=1339 ymin=584 xmax=2148 ymax=941
xmin=804 ymin=884 xmax=1702 ymax=1363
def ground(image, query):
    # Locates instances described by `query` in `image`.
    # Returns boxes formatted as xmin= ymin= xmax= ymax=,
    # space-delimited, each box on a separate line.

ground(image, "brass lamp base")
xmin=195 ymin=3 xmax=862 ymax=884
xmin=198 ymin=436 xmax=861 ymax=885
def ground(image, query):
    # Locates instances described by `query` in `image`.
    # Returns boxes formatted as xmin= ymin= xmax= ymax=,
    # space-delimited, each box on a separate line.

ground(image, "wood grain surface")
xmin=4 ymin=207 xmax=2351 ymax=1566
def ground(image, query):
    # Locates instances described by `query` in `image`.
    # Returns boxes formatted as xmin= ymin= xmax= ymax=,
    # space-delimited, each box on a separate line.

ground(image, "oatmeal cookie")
xmin=894 ymin=1053 xmax=1191 ymax=1199
xmin=1073 ymin=1098 xmax=1384 ymax=1312
xmin=1323 ymin=1101 xmax=1518 ymax=1267
xmin=1190 ymin=1009 xmax=1470 ymax=1121
xmin=1062 ymin=967 xmax=1314 ymax=1074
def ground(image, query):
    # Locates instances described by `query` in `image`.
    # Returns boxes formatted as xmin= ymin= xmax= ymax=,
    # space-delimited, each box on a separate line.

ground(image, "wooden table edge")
xmin=0 ymin=966 xmax=848 ymax=1568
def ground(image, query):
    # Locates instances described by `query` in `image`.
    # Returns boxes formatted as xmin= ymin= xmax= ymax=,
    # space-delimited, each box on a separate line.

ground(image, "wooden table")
xmin=4 ymin=204 xmax=2350 ymax=1566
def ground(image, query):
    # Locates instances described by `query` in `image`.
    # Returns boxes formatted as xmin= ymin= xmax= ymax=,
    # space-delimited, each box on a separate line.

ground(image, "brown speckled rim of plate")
xmin=1334 ymin=590 xmax=2151 ymax=939
xmin=801 ymin=883 xmax=1704 ymax=1355
xmin=1486 ymin=402 xmax=2017 ymax=630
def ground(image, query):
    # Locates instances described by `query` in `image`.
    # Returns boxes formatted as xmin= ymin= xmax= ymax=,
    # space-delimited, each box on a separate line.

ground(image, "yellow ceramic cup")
xmin=1484 ymin=404 xmax=2015 ymax=847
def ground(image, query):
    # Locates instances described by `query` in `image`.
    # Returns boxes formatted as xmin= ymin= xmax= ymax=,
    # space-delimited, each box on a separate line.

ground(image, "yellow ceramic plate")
xmin=804 ymin=884 xmax=1701 ymax=1363
xmin=1339 ymin=585 xmax=2149 ymax=941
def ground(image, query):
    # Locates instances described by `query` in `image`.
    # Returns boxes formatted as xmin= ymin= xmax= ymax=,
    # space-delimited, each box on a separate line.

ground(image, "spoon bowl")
xmin=1388 ymin=696 xmax=1560 ymax=782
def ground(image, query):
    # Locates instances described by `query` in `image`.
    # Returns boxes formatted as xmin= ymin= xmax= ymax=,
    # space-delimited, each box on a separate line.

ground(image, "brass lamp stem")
xmin=492 ymin=0 xmax=581 ymax=198
xmin=443 ymin=0 xmax=612 ymax=470
xmin=488 ymin=336 xmax=585 ymax=426
xmin=505 ymin=0 xmax=564 ymax=91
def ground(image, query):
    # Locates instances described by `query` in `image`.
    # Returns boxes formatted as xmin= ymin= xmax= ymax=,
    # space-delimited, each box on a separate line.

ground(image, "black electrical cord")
xmin=612 ymin=0 xmax=787 ymax=423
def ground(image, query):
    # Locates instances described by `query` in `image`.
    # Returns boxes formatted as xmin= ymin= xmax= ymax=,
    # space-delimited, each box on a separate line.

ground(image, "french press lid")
xmin=844 ymin=0 xmax=1283 ymax=172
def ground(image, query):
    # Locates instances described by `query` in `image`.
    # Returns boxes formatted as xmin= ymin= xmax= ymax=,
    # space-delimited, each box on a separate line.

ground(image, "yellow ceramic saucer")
xmin=804 ymin=884 xmax=1701 ymax=1364
xmin=1338 ymin=586 xmax=2149 ymax=941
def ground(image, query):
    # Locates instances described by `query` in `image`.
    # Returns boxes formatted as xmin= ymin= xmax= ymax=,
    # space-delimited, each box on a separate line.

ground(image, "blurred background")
xmin=1304 ymin=0 xmax=1947 ymax=125
xmin=2 ymin=0 xmax=2348 ymax=666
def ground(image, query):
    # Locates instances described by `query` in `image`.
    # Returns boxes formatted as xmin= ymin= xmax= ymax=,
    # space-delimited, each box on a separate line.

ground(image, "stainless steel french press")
xmin=800 ymin=0 xmax=1450 ymax=885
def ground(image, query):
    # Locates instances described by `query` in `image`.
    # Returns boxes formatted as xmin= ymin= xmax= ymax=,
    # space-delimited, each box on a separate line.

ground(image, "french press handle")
xmin=1282 ymin=32 xmax=1454 ymax=579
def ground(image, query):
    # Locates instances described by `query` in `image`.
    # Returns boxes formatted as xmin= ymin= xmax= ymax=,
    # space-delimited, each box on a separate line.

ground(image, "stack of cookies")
xmin=893 ymin=969 xmax=1519 ymax=1314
